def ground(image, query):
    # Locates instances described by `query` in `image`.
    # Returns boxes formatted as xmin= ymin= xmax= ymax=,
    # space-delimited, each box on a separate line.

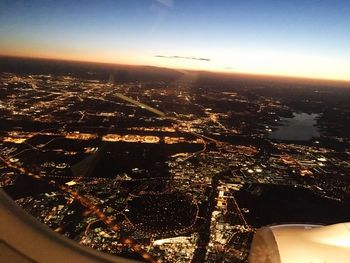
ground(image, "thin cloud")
xmin=156 ymin=0 xmax=173 ymax=8
xmin=155 ymin=55 xmax=211 ymax=62
xmin=150 ymin=0 xmax=173 ymax=33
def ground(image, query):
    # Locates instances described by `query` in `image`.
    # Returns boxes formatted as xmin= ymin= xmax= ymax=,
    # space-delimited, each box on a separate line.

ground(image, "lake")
xmin=269 ymin=113 xmax=320 ymax=141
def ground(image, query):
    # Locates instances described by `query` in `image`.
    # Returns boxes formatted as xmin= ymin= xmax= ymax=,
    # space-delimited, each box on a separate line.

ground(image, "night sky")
xmin=1 ymin=0 xmax=350 ymax=80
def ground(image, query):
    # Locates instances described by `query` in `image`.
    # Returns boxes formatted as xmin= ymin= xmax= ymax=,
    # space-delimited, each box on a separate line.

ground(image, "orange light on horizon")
xmin=1 ymin=46 xmax=350 ymax=82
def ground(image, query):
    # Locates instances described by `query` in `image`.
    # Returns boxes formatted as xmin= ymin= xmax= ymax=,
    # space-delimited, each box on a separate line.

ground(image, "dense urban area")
xmin=1 ymin=57 xmax=350 ymax=263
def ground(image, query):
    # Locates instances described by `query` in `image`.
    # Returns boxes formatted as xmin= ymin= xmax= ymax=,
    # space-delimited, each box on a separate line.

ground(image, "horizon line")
xmin=1 ymin=54 xmax=350 ymax=85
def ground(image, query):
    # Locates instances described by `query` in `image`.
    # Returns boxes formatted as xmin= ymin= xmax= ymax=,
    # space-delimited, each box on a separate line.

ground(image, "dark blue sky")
xmin=1 ymin=0 xmax=349 ymax=80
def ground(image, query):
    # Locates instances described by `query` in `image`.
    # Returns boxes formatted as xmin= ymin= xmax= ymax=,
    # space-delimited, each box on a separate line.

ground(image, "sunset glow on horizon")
xmin=1 ymin=0 xmax=350 ymax=81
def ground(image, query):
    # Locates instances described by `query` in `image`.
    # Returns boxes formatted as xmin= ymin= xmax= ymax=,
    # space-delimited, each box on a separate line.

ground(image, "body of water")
xmin=269 ymin=113 xmax=320 ymax=141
